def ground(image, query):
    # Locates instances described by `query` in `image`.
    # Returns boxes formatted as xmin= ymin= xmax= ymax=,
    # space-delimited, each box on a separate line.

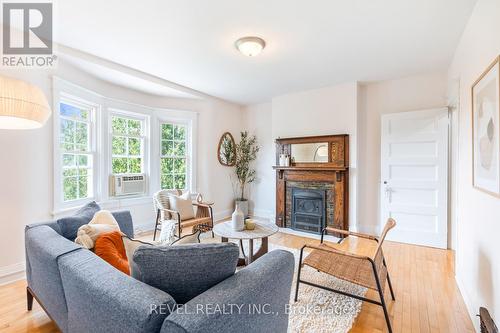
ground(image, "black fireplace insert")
xmin=291 ymin=188 xmax=326 ymax=234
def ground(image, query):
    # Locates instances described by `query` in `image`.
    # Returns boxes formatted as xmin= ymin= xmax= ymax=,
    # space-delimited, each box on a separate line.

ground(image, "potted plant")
xmin=234 ymin=131 xmax=259 ymax=217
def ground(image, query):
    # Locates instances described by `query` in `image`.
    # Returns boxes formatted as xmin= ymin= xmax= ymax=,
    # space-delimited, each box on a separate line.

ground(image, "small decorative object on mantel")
xmin=472 ymin=55 xmax=500 ymax=196
xmin=217 ymin=132 xmax=236 ymax=166
xmin=231 ymin=203 xmax=245 ymax=231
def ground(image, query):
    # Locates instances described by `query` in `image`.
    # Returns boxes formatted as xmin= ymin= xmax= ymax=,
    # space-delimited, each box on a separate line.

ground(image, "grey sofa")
xmin=25 ymin=211 xmax=295 ymax=333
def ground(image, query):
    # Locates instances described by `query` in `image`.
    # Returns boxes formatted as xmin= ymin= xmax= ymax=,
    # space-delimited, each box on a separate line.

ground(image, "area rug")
xmin=198 ymin=233 xmax=367 ymax=333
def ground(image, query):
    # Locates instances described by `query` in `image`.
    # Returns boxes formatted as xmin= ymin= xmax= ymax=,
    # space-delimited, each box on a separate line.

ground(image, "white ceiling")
xmin=54 ymin=0 xmax=477 ymax=105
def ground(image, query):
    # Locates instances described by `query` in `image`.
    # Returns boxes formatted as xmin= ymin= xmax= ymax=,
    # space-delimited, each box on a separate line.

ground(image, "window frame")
xmin=52 ymin=77 xmax=198 ymax=214
xmin=53 ymin=90 xmax=100 ymax=212
xmin=159 ymin=120 xmax=190 ymax=190
xmin=108 ymin=110 xmax=148 ymax=176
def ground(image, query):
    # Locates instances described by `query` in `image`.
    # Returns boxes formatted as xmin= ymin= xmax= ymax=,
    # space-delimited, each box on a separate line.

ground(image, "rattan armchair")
xmin=153 ymin=190 xmax=214 ymax=240
xmin=295 ymin=218 xmax=396 ymax=333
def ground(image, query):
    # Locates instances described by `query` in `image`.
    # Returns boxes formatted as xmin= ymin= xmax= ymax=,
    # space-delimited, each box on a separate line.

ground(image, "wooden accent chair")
xmin=153 ymin=190 xmax=214 ymax=240
xmin=295 ymin=218 xmax=396 ymax=333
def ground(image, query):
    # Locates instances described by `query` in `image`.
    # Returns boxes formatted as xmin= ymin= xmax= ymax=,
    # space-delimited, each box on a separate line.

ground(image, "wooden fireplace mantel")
xmin=274 ymin=134 xmax=349 ymax=236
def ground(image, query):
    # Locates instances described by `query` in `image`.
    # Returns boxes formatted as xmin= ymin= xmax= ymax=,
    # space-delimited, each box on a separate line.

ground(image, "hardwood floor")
xmin=0 ymin=231 xmax=474 ymax=333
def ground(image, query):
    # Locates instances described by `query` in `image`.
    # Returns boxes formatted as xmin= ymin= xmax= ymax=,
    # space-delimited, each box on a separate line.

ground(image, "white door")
xmin=380 ymin=108 xmax=449 ymax=249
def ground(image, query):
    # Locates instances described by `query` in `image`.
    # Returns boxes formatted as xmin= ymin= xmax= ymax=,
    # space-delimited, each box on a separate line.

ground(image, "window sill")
xmin=52 ymin=195 xmax=152 ymax=218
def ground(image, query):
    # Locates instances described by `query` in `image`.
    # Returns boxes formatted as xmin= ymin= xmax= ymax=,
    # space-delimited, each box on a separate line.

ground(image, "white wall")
xmin=357 ymin=72 xmax=448 ymax=234
xmin=448 ymin=0 xmax=500 ymax=329
xmin=245 ymin=76 xmax=447 ymax=236
xmin=245 ymin=83 xmax=359 ymax=222
xmin=244 ymin=103 xmax=274 ymax=217
xmin=0 ymin=61 xmax=244 ymax=284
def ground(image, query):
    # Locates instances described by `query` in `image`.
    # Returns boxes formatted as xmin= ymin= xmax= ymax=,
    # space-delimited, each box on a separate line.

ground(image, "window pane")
xmin=112 ymin=158 xmax=128 ymax=173
xmin=174 ymin=125 xmax=186 ymax=140
xmin=112 ymin=117 xmax=127 ymax=134
xmin=75 ymin=122 xmax=89 ymax=151
xmin=63 ymin=154 xmax=75 ymax=167
xmin=60 ymin=103 xmax=88 ymax=120
xmin=79 ymin=176 xmax=88 ymax=198
xmin=174 ymin=174 xmax=186 ymax=189
xmin=128 ymin=138 xmax=141 ymax=156
xmin=128 ymin=119 xmax=141 ymax=135
xmin=162 ymin=124 xmax=174 ymax=140
xmin=112 ymin=136 xmax=126 ymax=155
xmin=63 ymin=169 xmax=78 ymax=177
xmin=78 ymin=155 xmax=89 ymax=167
xmin=161 ymin=140 xmax=174 ymax=156
xmin=79 ymin=169 xmax=88 ymax=176
xmin=63 ymin=177 xmax=78 ymax=201
xmin=161 ymin=174 xmax=174 ymax=190
xmin=128 ymin=158 xmax=142 ymax=173
xmin=173 ymin=141 xmax=185 ymax=156
xmin=161 ymin=158 xmax=173 ymax=174
xmin=173 ymin=158 xmax=186 ymax=174
xmin=60 ymin=118 xmax=74 ymax=151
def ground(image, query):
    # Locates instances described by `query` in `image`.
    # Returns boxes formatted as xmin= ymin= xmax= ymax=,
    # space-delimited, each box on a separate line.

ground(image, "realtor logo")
xmin=2 ymin=1 xmax=56 ymax=67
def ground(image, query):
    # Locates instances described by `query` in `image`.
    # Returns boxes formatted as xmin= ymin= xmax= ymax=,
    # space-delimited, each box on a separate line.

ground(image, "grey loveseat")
xmin=25 ymin=210 xmax=295 ymax=333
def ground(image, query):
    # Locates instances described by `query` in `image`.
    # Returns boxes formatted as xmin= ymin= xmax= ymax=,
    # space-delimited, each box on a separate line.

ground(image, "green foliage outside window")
xmin=60 ymin=102 xmax=92 ymax=202
xmin=111 ymin=116 xmax=144 ymax=174
xmin=160 ymin=123 xmax=187 ymax=190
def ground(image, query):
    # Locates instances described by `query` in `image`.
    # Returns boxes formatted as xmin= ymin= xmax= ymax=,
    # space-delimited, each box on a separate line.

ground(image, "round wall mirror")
xmin=218 ymin=132 xmax=236 ymax=166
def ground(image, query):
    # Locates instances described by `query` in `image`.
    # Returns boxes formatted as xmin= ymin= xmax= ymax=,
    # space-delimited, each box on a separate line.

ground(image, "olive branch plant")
xmin=234 ymin=131 xmax=260 ymax=201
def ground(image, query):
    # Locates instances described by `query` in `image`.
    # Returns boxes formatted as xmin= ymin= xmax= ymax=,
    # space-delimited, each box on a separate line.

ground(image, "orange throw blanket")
xmin=94 ymin=231 xmax=130 ymax=275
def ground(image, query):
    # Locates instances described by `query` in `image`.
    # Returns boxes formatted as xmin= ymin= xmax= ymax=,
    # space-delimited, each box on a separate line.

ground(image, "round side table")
xmin=213 ymin=220 xmax=279 ymax=266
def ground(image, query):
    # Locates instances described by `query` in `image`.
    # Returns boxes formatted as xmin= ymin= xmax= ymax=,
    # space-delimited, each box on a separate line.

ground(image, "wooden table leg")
xmin=252 ymin=237 xmax=269 ymax=261
xmin=246 ymin=239 xmax=254 ymax=265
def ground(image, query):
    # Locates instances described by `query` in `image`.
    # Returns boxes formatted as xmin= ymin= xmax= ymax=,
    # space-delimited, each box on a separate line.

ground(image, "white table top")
xmin=213 ymin=220 xmax=279 ymax=240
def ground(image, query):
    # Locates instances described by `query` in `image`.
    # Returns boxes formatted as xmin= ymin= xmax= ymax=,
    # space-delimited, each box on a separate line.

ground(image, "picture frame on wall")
xmin=472 ymin=56 xmax=500 ymax=196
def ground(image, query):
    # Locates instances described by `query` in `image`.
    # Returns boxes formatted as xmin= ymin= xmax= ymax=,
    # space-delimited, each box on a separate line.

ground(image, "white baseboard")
xmin=0 ymin=262 xmax=26 ymax=286
xmin=455 ymin=273 xmax=479 ymax=332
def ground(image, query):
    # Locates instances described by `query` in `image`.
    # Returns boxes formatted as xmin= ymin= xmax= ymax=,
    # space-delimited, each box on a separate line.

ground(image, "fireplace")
xmin=273 ymin=134 xmax=350 ymax=237
xmin=291 ymin=188 xmax=326 ymax=234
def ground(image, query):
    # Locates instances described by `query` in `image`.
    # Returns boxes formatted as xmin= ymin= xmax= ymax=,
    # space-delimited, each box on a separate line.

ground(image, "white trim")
xmin=0 ymin=262 xmax=26 ymax=286
xmin=455 ymin=273 xmax=479 ymax=332
xmin=53 ymin=79 xmax=101 ymax=212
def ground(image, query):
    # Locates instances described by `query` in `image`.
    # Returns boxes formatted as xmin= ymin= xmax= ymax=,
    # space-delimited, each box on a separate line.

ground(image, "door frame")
xmin=379 ymin=107 xmax=450 ymax=248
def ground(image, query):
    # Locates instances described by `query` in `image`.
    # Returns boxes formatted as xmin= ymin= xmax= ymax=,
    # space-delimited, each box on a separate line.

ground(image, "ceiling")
xmin=54 ymin=0 xmax=477 ymax=105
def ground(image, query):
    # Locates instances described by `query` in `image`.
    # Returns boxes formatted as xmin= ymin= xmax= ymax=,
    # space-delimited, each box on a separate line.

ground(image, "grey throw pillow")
xmin=57 ymin=201 xmax=101 ymax=240
xmin=133 ymin=243 xmax=239 ymax=304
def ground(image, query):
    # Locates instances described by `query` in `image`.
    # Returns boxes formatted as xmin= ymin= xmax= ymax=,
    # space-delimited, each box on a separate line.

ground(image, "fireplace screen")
xmin=291 ymin=188 xmax=326 ymax=234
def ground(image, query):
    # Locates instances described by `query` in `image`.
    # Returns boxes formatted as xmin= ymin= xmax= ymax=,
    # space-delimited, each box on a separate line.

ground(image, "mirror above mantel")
xmin=274 ymin=134 xmax=349 ymax=170
xmin=291 ymin=142 xmax=329 ymax=163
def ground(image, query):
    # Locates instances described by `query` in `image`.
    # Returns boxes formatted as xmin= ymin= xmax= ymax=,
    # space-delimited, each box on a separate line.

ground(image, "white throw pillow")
xmin=74 ymin=210 xmax=120 ymax=249
xmin=169 ymin=191 xmax=195 ymax=220
xmin=159 ymin=220 xmax=177 ymax=245
xmin=122 ymin=236 xmax=154 ymax=275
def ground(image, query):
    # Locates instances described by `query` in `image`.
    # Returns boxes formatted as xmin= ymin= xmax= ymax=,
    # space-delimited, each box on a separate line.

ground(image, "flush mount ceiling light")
xmin=0 ymin=75 xmax=51 ymax=129
xmin=235 ymin=36 xmax=266 ymax=57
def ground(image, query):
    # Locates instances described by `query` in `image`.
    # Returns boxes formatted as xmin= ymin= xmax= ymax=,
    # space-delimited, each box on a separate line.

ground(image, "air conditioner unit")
xmin=110 ymin=174 xmax=146 ymax=197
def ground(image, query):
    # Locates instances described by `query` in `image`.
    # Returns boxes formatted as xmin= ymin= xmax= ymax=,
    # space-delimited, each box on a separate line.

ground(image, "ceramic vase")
xmin=231 ymin=203 xmax=245 ymax=231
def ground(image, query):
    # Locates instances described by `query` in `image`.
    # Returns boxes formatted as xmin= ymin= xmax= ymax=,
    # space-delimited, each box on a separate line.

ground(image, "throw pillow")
xmin=57 ymin=201 xmax=101 ymax=240
xmin=133 ymin=243 xmax=239 ymax=304
xmin=74 ymin=210 xmax=120 ymax=249
xmin=168 ymin=192 xmax=195 ymax=220
xmin=158 ymin=220 xmax=177 ymax=245
xmin=94 ymin=231 xmax=130 ymax=275
xmin=121 ymin=236 xmax=154 ymax=278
